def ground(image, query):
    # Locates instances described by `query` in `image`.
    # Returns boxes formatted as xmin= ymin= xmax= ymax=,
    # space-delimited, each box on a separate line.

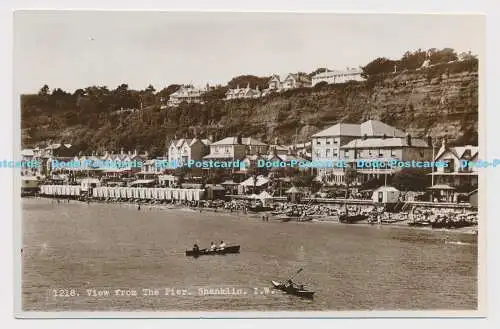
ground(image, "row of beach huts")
xmin=39 ymin=185 xmax=204 ymax=201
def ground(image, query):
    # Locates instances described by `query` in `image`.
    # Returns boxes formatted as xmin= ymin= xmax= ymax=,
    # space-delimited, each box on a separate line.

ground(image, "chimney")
xmin=121 ymin=148 xmax=124 ymax=155
xmin=247 ymin=83 xmax=250 ymax=89
xmin=274 ymin=137 xmax=278 ymax=145
xmin=427 ymin=135 xmax=432 ymax=147
xmin=134 ymin=149 xmax=137 ymax=156
xmin=128 ymin=150 xmax=132 ymax=156
xmin=256 ymin=85 xmax=260 ymax=91
xmin=406 ymin=134 xmax=412 ymax=146
xmin=208 ymin=134 xmax=214 ymax=142
xmin=144 ymin=151 xmax=149 ymax=157
xmin=236 ymin=84 xmax=240 ymax=90
xmin=237 ymin=135 xmax=243 ymax=145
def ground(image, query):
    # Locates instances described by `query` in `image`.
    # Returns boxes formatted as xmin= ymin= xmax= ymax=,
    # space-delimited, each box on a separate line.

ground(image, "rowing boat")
xmin=185 ymin=245 xmax=240 ymax=257
xmin=338 ymin=214 xmax=368 ymax=223
xmin=271 ymin=280 xmax=314 ymax=299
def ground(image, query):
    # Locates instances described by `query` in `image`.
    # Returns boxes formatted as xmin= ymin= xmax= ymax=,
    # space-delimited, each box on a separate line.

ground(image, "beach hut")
xmin=158 ymin=188 xmax=165 ymax=200
xmin=372 ymin=186 xmax=400 ymax=204
xmin=80 ymin=178 xmax=101 ymax=192
xmin=286 ymin=186 xmax=301 ymax=203
xmin=172 ymin=189 xmax=179 ymax=200
xmin=139 ymin=188 xmax=145 ymax=199
xmin=179 ymin=189 xmax=186 ymax=200
xmin=152 ymin=188 xmax=159 ymax=199
xmin=258 ymin=191 xmax=273 ymax=207
xmin=126 ymin=188 xmax=133 ymax=199
xmin=165 ymin=188 xmax=172 ymax=200
xmin=427 ymin=184 xmax=455 ymax=203
xmin=145 ymin=188 xmax=152 ymax=199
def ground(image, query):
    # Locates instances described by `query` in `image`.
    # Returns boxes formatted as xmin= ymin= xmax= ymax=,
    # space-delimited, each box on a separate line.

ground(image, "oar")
xmin=280 ymin=268 xmax=303 ymax=286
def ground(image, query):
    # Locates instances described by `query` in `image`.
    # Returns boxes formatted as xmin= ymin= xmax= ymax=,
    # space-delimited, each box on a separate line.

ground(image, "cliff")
xmin=21 ymin=60 xmax=478 ymax=155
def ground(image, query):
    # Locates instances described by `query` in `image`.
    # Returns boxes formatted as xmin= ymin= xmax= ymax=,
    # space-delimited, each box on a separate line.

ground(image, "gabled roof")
xmin=212 ymin=137 xmax=267 ymax=146
xmin=21 ymin=149 xmax=34 ymax=156
xmin=435 ymin=145 xmax=479 ymax=161
xmin=312 ymin=120 xmax=405 ymax=138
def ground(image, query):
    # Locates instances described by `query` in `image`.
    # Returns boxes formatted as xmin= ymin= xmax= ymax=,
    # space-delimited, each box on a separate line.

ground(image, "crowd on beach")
xmin=39 ymin=193 xmax=478 ymax=231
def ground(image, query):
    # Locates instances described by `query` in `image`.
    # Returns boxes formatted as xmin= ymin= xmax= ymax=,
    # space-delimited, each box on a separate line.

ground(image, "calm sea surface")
xmin=21 ymin=198 xmax=478 ymax=311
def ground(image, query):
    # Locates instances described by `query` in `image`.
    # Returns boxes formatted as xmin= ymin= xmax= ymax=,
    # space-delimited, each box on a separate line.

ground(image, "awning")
xmin=258 ymin=191 xmax=272 ymax=199
xmin=240 ymin=176 xmax=269 ymax=187
xmin=130 ymin=179 xmax=155 ymax=186
xmin=427 ymin=184 xmax=456 ymax=190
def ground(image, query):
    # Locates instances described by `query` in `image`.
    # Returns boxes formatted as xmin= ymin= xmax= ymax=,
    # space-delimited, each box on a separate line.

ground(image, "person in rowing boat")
xmin=209 ymin=242 xmax=216 ymax=251
xmin=218 ymin=240 xmax=226 ymax=250
xmin=193 ymin=244 xmax=200 ymax=253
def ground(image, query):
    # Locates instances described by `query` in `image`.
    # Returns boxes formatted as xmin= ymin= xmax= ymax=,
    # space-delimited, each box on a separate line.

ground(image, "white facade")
xmin=311 ymin=68 xmax=365 ymax=86
xmin=225 ymin=84 xmax=262 ymax=100
xmin=167 ymin=85 xmax=206 ymax=107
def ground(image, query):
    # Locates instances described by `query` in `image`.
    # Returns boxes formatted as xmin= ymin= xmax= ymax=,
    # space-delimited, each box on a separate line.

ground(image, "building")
xmin=167 ymin=85 xmax=206 ymax=107
xmin=430 ymin=142 xmax=478 ymax=191
xmin=225 ymin=84 xmax=262 ymax=100
xmin=311 ymin=120 xmax=431 ymax=185
xmin=21 ymin=149 xmax=39 ymax=176
xmin=266 ymin=73 xmax=311 ymax=93
xmin=311 ymin=67 xmax=365 ymax=86
xmin=167 ymin=138 xmax=211 ymax=165
xmin=340 ymin=135 xmax=432 ymax=183
xmin=204 ymin=136 xmax=268 ymax=161
xmin=372 ymin=186 xmax=401 ymax=204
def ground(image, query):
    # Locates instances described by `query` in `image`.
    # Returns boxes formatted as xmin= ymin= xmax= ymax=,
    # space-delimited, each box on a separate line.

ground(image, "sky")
xmin=13 ymin=11 xmax=484 ymax=94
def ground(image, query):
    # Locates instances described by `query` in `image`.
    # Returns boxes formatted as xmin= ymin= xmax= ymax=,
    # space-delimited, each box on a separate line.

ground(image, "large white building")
xmin=167 ymin=85 xmax=206 ymax=107
xmin=311 ymin=67 xmax=365 ymax=86
xmin=311 ymin=120 xmax=432 ymax=185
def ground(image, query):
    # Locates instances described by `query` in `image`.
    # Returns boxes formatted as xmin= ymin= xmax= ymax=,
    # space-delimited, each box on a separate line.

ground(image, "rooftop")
xmin=341 ymin=137 xmax=430 ymax=149
xmin=312 ymin=120 xmax=406 ymax=138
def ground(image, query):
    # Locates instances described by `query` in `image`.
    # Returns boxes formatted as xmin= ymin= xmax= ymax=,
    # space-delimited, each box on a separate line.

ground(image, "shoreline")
xmin=23 ymin=196 xmax=478 ymax=236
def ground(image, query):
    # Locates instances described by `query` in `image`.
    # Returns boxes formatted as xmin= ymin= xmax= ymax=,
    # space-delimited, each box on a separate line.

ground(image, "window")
xmin=326 ymin=149 xmax=331 ymax=157
xmin=445 ymin=159 xmax=455 ymax=173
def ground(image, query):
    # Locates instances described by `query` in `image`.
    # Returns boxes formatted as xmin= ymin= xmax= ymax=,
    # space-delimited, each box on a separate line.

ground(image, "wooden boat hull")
xmin=185 ymin=245 xmax=240 ymax=257
xmin=271 ymin=280 xmax=314 ymax=299
xmin=248 ymin=206 xmax=273 ymax=212
xmin=339 ymin=214 xmax=368 ymax=224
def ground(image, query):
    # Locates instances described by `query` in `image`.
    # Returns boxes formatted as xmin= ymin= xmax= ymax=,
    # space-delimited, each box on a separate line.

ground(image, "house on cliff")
xmin=266 ymin=73 xmax=311 ymax=93
xmin=225 ymin=84 xmax=262 ymax=100
xmin=311 ymin=67 xmax=365 ymax=86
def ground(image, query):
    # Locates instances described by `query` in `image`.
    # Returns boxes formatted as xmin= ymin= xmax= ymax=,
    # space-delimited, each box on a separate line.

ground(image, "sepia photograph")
xmin=14 ymin=11 xmax=484 ymax=316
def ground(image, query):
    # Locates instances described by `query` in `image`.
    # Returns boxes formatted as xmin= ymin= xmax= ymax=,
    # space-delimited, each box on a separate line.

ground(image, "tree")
xmin=344 ymin=165 xmax=358 ymax=198
xmin=309 ymin=68 xmax=328 ymax=77
xmin=227 ymin=75 xmax=270 ymax=90
xmin=38 ymin=84 xmax=50 ymax=96
xmin=400 ymin=49 xmax=427 ymax=70
xmin=361 ymin=57 xmax=397 ymax=79
xmin=428 ymin=48 xmax=458 ymax=65
xmin=391 ymin=168 xmax=430 ymax=191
